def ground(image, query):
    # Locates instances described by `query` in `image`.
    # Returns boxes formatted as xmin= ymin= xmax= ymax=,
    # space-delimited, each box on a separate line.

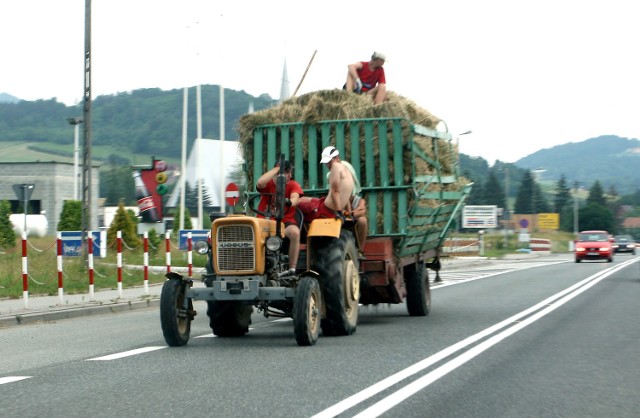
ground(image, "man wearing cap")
xmin=344 ymin=51 xmax=387 ymax=105
xmin=256 ymin=159 xmax=303 ymax=273
xmin=298 ymin=146 xmax=368 ymax=249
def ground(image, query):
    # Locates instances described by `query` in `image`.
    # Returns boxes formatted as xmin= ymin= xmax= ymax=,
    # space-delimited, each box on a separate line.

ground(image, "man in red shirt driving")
xmin=256 ymin=160 xmax=303 ymax=273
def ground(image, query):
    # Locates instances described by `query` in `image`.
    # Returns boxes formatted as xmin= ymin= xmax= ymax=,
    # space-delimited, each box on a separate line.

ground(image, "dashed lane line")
xmin=86 ymin=346 xmax=166 ymax=361
xmin=0 ymin=376 xmax=31 ymax=385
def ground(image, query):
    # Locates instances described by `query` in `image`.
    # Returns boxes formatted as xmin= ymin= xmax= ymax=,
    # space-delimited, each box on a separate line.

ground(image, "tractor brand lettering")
xmin=219 ymin=242 xmax=253 ymax=248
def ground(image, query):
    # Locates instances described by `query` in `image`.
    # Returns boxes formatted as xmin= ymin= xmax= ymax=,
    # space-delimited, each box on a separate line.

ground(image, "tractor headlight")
xmin=194 ymin=240 xmax=210 ymax=255
xmin=265 ymin=236 xmax=282 ymax=252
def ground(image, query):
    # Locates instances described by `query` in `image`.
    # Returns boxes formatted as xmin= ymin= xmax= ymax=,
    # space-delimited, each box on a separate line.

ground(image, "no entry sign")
xmin=225 ymin=182 xmax=239 ymax=206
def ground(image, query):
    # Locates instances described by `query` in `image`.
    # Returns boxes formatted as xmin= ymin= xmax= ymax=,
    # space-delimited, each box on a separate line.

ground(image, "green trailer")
xmin=246 ymin=117 xmax=472 ymax=312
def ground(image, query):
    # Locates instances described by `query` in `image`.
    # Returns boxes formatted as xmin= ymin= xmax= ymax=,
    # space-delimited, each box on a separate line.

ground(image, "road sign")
xmin=462 ymin=205 xmax=497 ymax=229
xmin=178 ymin=229 xmax=210 ymax=250
xmin=537 ymin=213 xmax=559 ymax=230
xmin=225 ymin=182 xmax=239 ymax=206
xmin=60 ymin=231 xmax=104 ymax=257
xmin=12 ymin=184 xmax=35 ymax=202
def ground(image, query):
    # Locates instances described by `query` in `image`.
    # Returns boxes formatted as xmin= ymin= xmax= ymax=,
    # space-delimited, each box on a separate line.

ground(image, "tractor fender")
xmin=165 ymin=272 xmax=193 ymax=286
xmin=165 ymin=272 xmax=184 ymax=281
xmin=307 ymin=218 xmax=342 ymax=238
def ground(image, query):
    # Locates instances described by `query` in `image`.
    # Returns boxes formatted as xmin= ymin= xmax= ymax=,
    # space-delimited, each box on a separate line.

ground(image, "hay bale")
xmin=238 ymin=90 xmax=450 ymax=184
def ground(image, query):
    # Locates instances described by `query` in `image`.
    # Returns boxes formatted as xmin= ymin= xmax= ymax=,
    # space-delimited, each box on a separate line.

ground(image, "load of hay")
xmin=237 ymin=89 xmax=469 ymax=239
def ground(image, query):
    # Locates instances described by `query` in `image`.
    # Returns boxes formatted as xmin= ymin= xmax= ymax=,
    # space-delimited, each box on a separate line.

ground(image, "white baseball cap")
xmin=372 ymin=51 xmax=387 ymax=61
xmin=320 ymin=146 xmax=340 ymax=164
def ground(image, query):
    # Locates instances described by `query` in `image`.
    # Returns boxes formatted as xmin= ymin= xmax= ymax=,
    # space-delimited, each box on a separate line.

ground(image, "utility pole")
xmin=82 ymin=0 xmax=93 ymax=249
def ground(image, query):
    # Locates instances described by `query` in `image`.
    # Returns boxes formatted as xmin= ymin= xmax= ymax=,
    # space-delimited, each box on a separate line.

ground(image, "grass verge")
xmin=0 ymin=236 xmax=207 ymax=299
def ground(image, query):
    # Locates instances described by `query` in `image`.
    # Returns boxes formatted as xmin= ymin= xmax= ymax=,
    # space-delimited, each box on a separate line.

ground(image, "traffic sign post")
xmin=13 ymin=184 xmax=35 ymax=236
xmin=225 ymin=182 xmax=239 ymax=208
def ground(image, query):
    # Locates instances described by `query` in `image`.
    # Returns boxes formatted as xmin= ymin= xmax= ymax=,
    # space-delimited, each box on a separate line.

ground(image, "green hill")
xmin=0 ymin=85 xmax=276 ymax=163
xmin=516 ymin=135 xmax=640 ymax=195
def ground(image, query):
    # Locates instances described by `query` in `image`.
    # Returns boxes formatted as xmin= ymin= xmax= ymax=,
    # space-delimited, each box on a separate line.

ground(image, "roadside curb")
xmin=0 ymin=298 xmax=161 ymax=328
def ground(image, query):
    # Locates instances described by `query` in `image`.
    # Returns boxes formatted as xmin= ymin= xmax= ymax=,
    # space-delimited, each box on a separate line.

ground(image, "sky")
xmin=1 ymin=0 xmax=638 ymax=164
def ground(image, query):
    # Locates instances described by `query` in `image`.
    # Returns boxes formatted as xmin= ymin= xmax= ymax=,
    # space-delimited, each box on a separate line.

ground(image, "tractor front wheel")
xmin=160 ymin=277 xmax=193 ymax=346
xmin=294 ymin=276 xmax=322 ymax=346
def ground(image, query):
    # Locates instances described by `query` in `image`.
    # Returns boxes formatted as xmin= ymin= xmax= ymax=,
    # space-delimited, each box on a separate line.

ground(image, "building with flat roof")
xmin=0 ymin=161 xmax=100 ymax=235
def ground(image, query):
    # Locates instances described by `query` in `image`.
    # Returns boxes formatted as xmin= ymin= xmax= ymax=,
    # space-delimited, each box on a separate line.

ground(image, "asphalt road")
xmin=2 ymin=254 xmax=639 ymax=417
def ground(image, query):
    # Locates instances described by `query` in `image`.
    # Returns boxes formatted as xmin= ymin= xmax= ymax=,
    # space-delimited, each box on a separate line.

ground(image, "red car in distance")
xmin=575 ymin=230 xmax=614 ymax=263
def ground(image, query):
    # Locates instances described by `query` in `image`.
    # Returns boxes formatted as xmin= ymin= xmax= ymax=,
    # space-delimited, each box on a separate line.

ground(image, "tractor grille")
xmin=216 ymin=224 xmax=255 ymax=272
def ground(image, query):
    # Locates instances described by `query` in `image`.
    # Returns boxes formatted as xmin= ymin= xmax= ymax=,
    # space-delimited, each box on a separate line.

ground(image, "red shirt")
xmin=358 ymin=61 xmax=386 ymax=91
xmin=256 ymin=180 xmax=303 ymax=224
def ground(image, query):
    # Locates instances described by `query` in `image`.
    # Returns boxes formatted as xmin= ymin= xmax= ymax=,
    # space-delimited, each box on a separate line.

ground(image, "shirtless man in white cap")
xmin=298 ymin=146 xmax=368 ymax=248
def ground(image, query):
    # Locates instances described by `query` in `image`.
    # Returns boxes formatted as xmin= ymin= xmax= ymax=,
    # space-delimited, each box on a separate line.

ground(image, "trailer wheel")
xmin=314 ymin=231 xmax=359 ymax=336
xmin=207 ymin=301 xmax=252 ymax=337
xmin=405 ymin=262 xmax=431 ymax=316
xmin=160 ymin=277 xmax=193 ymax=346
xmin=294 ymin=276 xmax=321 ymax=346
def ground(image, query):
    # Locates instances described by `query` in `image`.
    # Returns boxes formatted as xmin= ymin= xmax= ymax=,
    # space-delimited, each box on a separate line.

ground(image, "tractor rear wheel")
xmin=207 ymin=301 xmax=252 ymax=337
xmin=314 ymin=231 xmax=360 ymax=336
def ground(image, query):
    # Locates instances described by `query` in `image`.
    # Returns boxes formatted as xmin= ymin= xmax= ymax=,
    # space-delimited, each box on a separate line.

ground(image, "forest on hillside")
xmin=0 ymin=85 xmax=276 ymax=158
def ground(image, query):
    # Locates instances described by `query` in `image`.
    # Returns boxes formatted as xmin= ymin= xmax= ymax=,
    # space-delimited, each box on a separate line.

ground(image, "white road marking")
xmin=433 ymin=260 xmax=569 ymax=287
xmin=86 ymin=346 xmax=166 ymax=361
xmin=0 ymin=376 xmax=31 ymax=385
xmin=313 ymin=257 xmax=637 ymax=418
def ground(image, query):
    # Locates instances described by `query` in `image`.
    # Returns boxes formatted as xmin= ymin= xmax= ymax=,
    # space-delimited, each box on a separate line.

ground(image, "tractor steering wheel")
xmin=248 ymin=193 xmax=274 ymax=218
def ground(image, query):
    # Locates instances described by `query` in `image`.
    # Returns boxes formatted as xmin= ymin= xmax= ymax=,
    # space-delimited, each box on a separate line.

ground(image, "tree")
xmin=57 ymin=200 xmax=82 ymax=231
xmin=574 ymin=180 xmax=615 ymax=232
xmin=107 ymin=200 xmax=141 ymax=248
xmin=0 ymin=200 xmax=17 ymax=249
xmin=586 ymin=180 xmax=607 ymax=207
xmin=482 ymin=172 xmax=506 ymax=209
xmin=579 ymin=203 xmax=615 ymax=232
xmin=100 ymin=159 xmax=136 ymax=206
xmin=146 ymin=228 xmax=161 ymax=257
xmin=463 ymin=170 xmax=484 ymax=205
xmin=553 ymin=174 xmax=572 ymax=213
xmin=515 ymin=170 xmax=549 ymax=214
xmin=514 ymin=171 xmax=534 ymax=214
xmin=619 ymin=188 xmax=640 ymax=206
xmin=533 ymin=183 xmax=550 ymax=213
xmin=185 ymin=180 xmax=214 ymax=209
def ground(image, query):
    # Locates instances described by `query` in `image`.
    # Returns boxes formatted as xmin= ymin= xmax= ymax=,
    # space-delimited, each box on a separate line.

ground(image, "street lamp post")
xmin=455 ymin=130 xmax=472 ymax=177
xmin=67 ymin=117 xmax=83 ymax=200
xmin=501 ymin=164 xmax=510 ymax=247
xmin=456 ymin=130 xmax=473 ymax=153
xmin=573 ymin=181 xmax=579 ymax=235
